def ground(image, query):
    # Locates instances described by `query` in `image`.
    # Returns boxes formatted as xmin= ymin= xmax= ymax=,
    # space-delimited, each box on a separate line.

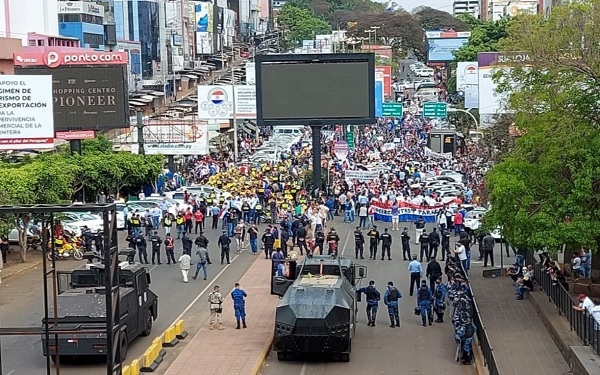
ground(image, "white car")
xmin=463 ymin=209 xmax=487 ymax=230
xmin=438 ymin=170 xmax=464 ymax=183
xmin=188 ymin=185 xmax=232 ymax=199
xmin=59 ymin=212 xmax=104 ymax=235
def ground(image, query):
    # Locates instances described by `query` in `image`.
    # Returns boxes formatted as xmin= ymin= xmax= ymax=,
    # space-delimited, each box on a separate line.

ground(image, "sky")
xmin=372 ymin=0 xmax=455 ymax=13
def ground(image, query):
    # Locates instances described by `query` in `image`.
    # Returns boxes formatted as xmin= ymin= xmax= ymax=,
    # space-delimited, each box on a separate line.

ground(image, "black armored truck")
xmin=42 ymin=251 xmax=158 ymax=362
xmin=270 ymin=255 xmax=367 ymax=362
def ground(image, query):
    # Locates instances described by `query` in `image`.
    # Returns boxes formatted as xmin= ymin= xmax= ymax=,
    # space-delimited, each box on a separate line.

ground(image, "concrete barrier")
xmin=140 ymin=343 xmax=160 ymax=372
xmin=162 ymin=325 xmax=180 ymax=348
xmin=174 ymin=319 xmax=189 ymax=340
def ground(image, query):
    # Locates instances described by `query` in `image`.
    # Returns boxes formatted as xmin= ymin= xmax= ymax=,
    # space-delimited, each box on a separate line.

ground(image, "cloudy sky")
xmin=373 ymin=0 xmax=454 ymax=12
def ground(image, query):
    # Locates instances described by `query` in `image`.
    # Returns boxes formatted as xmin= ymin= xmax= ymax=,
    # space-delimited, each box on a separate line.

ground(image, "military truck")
xmin=270 ymin=255 xmax=367 ymax=362
xmin=42 ymin=251 xmax=158 ymax=363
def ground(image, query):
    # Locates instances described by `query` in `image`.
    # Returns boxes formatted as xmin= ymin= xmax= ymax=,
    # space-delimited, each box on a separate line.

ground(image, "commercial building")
xmin=0 ymin=37 xmax=22 ymax=74
xmin=58 ymin=1 xmax=106 ymax=50
xmin=453 ymin=0 xmax=480 ymax=16
xmin=0 ymin=0 xmax=60 ymax=45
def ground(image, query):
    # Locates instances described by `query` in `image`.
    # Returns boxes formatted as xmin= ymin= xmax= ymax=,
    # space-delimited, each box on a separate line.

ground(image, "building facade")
xmin=58 ymin=1 xmax=106 ymax=50
xmin=453 ymin=0 xmax=480 ymax=16
xmin=0 ymin=0 xmax=60 ymax=45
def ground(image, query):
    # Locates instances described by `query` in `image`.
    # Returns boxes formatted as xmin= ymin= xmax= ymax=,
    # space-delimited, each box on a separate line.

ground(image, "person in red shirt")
xmin=453 ymin=211 xmax=464 ymax=236
xmin=184 ymin=208 xmax=193 ymax=233
xmin=194 ymin=210 xmax=204 ymax=234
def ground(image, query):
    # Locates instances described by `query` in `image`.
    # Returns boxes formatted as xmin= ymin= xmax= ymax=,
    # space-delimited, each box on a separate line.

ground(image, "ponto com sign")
xmin=13 ymin=50 xmax=128 ymax=68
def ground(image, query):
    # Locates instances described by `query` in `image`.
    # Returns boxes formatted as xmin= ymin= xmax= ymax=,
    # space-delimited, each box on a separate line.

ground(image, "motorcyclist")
xmin=326 ymin=228 xmax=340 ymax=256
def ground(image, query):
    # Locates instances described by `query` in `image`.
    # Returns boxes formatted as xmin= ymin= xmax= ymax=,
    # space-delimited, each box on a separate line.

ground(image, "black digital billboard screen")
xmin=15 ymin=66 xmax=129 ymax=130
xmin=255 ymin=53 xmax=375 ymax=126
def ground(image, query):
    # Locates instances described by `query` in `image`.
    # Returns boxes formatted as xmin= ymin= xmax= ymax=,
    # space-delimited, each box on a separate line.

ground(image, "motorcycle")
xmin=26 ymin=235 xmax=43 ymax=252
xmin=47 ymin=238 xmax=84 ymax=261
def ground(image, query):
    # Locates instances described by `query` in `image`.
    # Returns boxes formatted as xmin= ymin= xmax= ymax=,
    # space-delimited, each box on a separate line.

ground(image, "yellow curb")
xmin=250 ymin=335 xmax=274 ymax=375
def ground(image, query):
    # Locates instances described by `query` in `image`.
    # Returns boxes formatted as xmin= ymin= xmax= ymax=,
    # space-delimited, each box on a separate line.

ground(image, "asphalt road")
xmin=0 ymin=225 xmax=261 ymax=375
xmin=260 ymin=221 xmax=476 ymax=375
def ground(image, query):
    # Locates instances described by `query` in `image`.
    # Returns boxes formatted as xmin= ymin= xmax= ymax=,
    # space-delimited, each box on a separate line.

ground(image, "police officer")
xmin=358 ymin=280 xmax=380 ymax=327
xmin=194 ymin=231 xmax=212 ymax=264
xmin=313 ymin=229 xmax=325 ymax=256
xmin=426 ymin=257 xmax=442 ymax=291
xmin=433 ymin=277 xmax=447 ymax=323
xmin=429 ymin=228 xmax=440 ymax=260
xmin=401 ymin=228 xmax=411 ymax=261
xmin=126 ymin=232 xmax=137 ymax=250
xmin=384 ymin=281 xmax=402 ymax=328
xmin=414 ymin=216 xmax=426 ymax=244
xmin=441 ymin=228 xmax=451 ymax=261
xmin=280 ymin=227 xmax=290 ymax=257
xmin=218 ymin=230 xmax=232 ymax=264
xmin=150 ymin=230 xmax=162 ymax=265
xmin=380 ymin=228 xmax=392 ymax=261
xmin=354 ymin=226 xmax=365 ymax=259
xmin=419 ymin=229 xmax=430 ymax=262
xmin=82 ymin=226 xmax=94 ymax=253
xmin=367 ymin=226 xmax=380 ymax=260
xmin=231 ymin=282 xmax=248 ymax=329
xmin=261 ymin=228 xmax=275 ymax=259
xmin=254 ymin=202 xmax=263 ymax=225
xmin=417 ymin=280 xmax=433 ymax=326
xmin=295 ymin=225 xmax=308 ymax=256
xmin=164 ymin=233 xmax=176 ymax=264
xmin=135 ymin=233 xmax=149 ymax=264
xmin=326 ymin=228 xmax=340 ymax=255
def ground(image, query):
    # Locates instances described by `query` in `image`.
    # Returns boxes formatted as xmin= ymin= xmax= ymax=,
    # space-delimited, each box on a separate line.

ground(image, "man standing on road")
xmin=164 ymin=234 xmax=176 ymax=264
xmin=248 ymin=225 xmax=259 ymax=255
xmin=178 ymin=250 xmax=191 ymax=283
xmin=408 ymin=255 xmax=422 ymax=296
xmin=483 ymin=232 xmax=496 ymax=267
xmin=208 ymin=285 xmax=225 ymax=330
xmin=454 ymin=242 xmax=468 ymax=275
xmin=380 ymin=228 xmax=393 ymax=260
xmin=357 ymin=280 xmax=380 ymax=327
xmin=401 ymin=228 xmax=411 ymax=261
xmin=417 ymin=280 xmax=433 ymax=326
xmin=194 ymin=231 xmax=212 ymax=264
xmin=414 ymin=216 xmax=425 ymax=244
xmin=429 ymin=228 xmax=440 ymax=260
xmin=262 ymin=227 xmax=275 ymax=259
xmin=441 ymin=228 xmax=451 ymax=261
xmin=218 ymin=230 xmax=232 ymax=265
xmin=354 ymin=226 xmax=365 ymax=259
xmin=150 ymin=231 xmax=162 ymax=265
xmin=367 ymin=225 xmax=380 ymax=260
xmin=419 ymin=229 xmax=430 ymax=262
xmin=231 ymin=283 xmax=248 ymax=329
xmin=433 ymin=277 xmax=447 ymax=323
xmin=135 ymin=233 xmax=149 ymax=264
xmin=384 ymin=281 xmax=402 ymax=328
xmin=181 ymin=232 xmax=193 ymax=257
xmin=192 ymin=246 xmax=209 ymax=280
xmin=426 ymin=258 xmax=442 ymax=291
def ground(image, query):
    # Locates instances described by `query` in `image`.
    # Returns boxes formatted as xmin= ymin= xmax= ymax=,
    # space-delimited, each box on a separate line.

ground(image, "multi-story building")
xmin=453 ymin=0 xmax=480 ymax=16
xmin=0 ymin=0 xmax=60 ymax=45
xmin=57 ymin=1 xmax=106 ymax=50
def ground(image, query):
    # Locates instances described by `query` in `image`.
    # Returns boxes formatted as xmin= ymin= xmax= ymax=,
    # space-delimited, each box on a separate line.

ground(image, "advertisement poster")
xmin=194 ymin=2 xmax=212 ymax=32
xmin=334 ymin=141 xmax=349 ymax=161
xmin=0 ymin=75 xmax=55 ymax=150
xmin=197 ymin=85 xmax=256 ymax=119
xmin=196 ymin=32 xmax=213 ymax=54
xmin=245 ymin=62 xmax=255 ymax=84
xmin=375 ymin=80 xmax=383 ymax=117
xmin=456 ymin=61 xmax=478 ymax=90
xmin=427 ymin=38 xmax=468 ymax=62
xmin=375 ymin=66 xmax=392 ymax=98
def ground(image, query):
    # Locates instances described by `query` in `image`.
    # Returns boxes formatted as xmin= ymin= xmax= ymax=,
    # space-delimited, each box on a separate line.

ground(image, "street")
xmin=260 ymin=220 xmax=476 ymax=375
xmin=0 ymin=227 xmax=260 ymax=375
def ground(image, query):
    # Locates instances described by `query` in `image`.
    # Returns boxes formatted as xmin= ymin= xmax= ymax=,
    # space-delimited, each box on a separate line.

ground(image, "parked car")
xmin=58 ymin=213 xmax=104 ymax=235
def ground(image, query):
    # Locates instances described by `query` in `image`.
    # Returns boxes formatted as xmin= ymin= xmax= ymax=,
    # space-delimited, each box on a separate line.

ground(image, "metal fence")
xmin=529 ymin=253 xmax=600 ymax=355
xmin=469 ymin=292 xmax=501 ymax=375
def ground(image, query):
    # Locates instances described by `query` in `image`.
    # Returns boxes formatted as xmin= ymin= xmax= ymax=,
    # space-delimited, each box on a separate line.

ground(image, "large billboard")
xmin=255 ymin=54 xmax=375 ymax=126
xmin=456 ymin=62 xmax=479 ymax=109
xmin=428 ymin=38 xmax=469 ymax=62
xmin=0 ymin=75 xmax=55 ymax=150
xmin=375 ymin=65 xmax=392 ymax=98
xmin=197 ymin=85 xmax=256 ymax=119
xmin=16 ymin=66 xmax=129 ymax=130
xmin=194 ymin=1 xmax=212 ymax=32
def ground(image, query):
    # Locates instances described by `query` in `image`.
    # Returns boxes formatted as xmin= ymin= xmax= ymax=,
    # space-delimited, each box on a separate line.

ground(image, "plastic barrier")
xmin=140 ymin=343 xmax=160 ymax=372
xmin=174 ymin=319 xmax=189 ymax=340
xmin=162 ymin=325 xmax=180 ymax=348
xmin=122 ymin=366 xmax=131 ymax=375
xmin=129 ymin=359 xmax=140 ymax=375
xmin=153 ymin=336 xmax=167 ymax=360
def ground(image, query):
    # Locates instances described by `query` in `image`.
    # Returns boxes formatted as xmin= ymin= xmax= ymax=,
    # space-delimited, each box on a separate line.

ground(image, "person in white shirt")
xmin=571 ymin=253 xmax=581 ymax=279
xmin=453 ymin=243 xmax=468 ymax=275
xmin=574 ymin=293 xmax=595 ymax=313
xmin=178 ymin=251 xmax=192 ymax=283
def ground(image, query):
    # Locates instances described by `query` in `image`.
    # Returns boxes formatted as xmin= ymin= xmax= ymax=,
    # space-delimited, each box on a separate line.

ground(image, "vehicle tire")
xmin=73 ymin=249 xmax=83 ymax=261
xmin=276 ymin=352 xmax=287 ymax=361
xmin=119 ymin=332 xmax=128 ymax=362
xmin=340 ymin=353 xmax=350 ymax=362
xmin=141 ymin=311 xmax=153 ymax=336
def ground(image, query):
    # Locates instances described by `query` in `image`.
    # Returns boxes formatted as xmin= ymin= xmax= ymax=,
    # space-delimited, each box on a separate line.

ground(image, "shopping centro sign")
xmin=13 ymin=50 xmax=128 ymax=68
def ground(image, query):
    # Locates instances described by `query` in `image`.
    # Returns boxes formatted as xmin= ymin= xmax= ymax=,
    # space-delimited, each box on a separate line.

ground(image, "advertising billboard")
xmin=428 ymin=38 xmax=468 ymax=62
xmin=245 ymin=62 xmax=256 ymax=85
xmin=0 ymin=75 xmax=55 ymax=150
xmin=255 ymin=54 xmax=375 ymax=126
xmin=197 ymin=85 xmax=256 ymax=119
xmin=456 ymin=61 xmax=478 ymax=89
xmin=194 ymin=1 xmax=212 ymax=32
xmin=129 ymin=119 xmax=209 ymax=155
xmin=16 ymin=66 xmax=129 ymax=131
xmin=196 ymin=32 xmax=213 ymax=54
xmin=164 ymin=1 xmax=181 ymax=30
xmin=375 ymin=65 xmax=392 ymax=98
xmin=58 ymin=1 xmax=105 ymax=17
xmin=14 ymin=50 xmax=127 ymax=68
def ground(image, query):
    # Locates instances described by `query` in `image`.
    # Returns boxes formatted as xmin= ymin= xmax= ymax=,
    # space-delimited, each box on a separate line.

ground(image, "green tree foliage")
xmin=412 ymin=6 xmax=469 ymax=31
xmin=277 ymin=5 xmax=332 ymax=45
xmin=484 ymin=0 xmax=600 ymax=254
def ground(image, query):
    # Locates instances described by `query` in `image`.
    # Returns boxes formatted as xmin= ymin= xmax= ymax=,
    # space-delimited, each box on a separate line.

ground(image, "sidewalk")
xmin=1 ymin=247 xmax=43 ymax=282
xmin=163 ymin=256 xmax=279 ymax=375
xmin=470 ymin=269 xmax=571 ymax=374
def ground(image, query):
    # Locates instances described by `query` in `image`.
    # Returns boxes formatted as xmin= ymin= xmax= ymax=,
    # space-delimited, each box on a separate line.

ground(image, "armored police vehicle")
xmin=42 ymin=251 xmax=158 ymax=363
xmin=270 ymin=255 xmax=367 ymax=362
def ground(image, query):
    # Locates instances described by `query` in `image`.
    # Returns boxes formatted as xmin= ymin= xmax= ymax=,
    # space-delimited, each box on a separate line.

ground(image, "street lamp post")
xmin=370 ymin=26 xmax=380 ymax=45
xmin=364 ymin=29 xmax=375 ymax=47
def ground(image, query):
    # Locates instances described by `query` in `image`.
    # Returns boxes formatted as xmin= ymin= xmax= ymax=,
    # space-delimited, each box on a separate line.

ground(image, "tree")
xmin=412 ymin=7 xmax=469 ymax=31
xmin=277 ymin=5 xmax=332 ymax=45
xmin=484 ymin=0 xmax=600 ymax=258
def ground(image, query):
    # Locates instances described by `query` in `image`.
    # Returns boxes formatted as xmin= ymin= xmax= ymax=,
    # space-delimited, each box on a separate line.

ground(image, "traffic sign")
xmin=422 ymin=102 xmax=447 ymax=118
xmin=381 ymin=103 xmax=403 ymax=117
xmin=346 ymin=132 xmax=355 ymax=150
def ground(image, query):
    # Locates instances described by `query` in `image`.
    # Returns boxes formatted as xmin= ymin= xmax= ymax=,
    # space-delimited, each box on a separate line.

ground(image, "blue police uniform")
xmin=231 ymin=288 xmax=248 ymax=328
xmin=433 ymin=282 xmax=447 ymax=322
xmin=358 ymin=284 xmax=380 ymax=326
xmin=417 ymin=284 xmax=433 ymax=326
xmin=384 ymin=286 xmax=402 ymax=327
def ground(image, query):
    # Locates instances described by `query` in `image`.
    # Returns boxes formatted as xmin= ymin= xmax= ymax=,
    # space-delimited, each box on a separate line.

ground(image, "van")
xmin=414 ymin=68 xmax=434 ymax=77
xmin=273 ymin=126 xmax=305 ymax=137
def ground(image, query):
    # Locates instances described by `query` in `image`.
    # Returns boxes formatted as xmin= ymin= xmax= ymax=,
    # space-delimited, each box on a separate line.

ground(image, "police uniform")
xmin=314 ymin=231 xmax=325 ymax=256
xmin=150 ymin=233 xmax=162 ymax=264
xmin=164 ymin=235 xmax=176 ymax=264
xmin=358 ymin=283 xmax=380 ymax=326
xmin=419 ymin=231 xmax=430 ymax=262
xmin=231 ymin=287 xmax=248 ymax=329
xmin=367 ymin=227 xmax=380 ymax=259
xmin=441 ymin=229 xmax=451 ymax=261
xmin=218 ymin=232 xmax=232 ymax=264
xmin=135 ymin=234 xmax=149 ymax=264
xmin=417 ymin=281 xmax=433 ymax=326
xmin=261 ymin=229 xmax=274 ymax=259
xmin=384 ymin=285 xmax=402 ymax=327
xmin=401 ymin=229 xmax=411 ymax=260
xmin=354 ymin=229 xmax=365 ymax=259
xmin=380 ymin=229 xmax=392 ymax=260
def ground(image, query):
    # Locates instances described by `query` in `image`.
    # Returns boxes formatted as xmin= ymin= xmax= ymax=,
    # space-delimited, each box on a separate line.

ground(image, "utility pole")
xmin=136 ymin=110 xmax=145 ymax=156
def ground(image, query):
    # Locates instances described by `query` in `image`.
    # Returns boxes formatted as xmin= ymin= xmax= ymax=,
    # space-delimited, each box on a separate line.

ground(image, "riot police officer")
xmin=261 ymin=228 xmax=275 ymax=259
xmin=441 ymin=228 xmax=451 ymax=261
xmin=150 ymin=231 xmax=162 ymax=265
xmin=417 ymin=280 xmax=433 ymax=326
xmin=354 ymin=226 xmax=365 ymax=259
xmin=380 ymin=228 xmax=392 ymax=261
xmin=429 ymin=228 xmax=441 ymax=260
xmin=313 ymin=229 xmax=325 ymax=256
xmin=82 ymin=226 xmax=94 ymax=253
xmin=367 ymin=226 xmax=380 ymax=260
xmin=401 ymin=228 xmax=411 ymax=261
xmin=135 ymin=233 xmax=149 ymax=264
xmin=218 ymin=230 xmax=232 ymax=264
xmin=358 ymin=280 xmax=381 ymax=327
xmin=419 ymin=229 xmax=430 ymax=262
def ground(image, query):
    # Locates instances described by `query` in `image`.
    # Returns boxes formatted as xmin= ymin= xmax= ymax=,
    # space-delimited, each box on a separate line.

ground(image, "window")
xmin=59 ymin=14 xmax=81 ymax=22
xmin=83 ymin=33 xmax=104 ymax=47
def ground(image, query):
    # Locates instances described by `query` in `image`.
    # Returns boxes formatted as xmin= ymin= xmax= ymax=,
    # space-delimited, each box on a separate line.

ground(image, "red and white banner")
xmin=375 ymin=66 xmax=392 ymax=98
xmin=14 ymin=50 xmax=128 ymax=68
